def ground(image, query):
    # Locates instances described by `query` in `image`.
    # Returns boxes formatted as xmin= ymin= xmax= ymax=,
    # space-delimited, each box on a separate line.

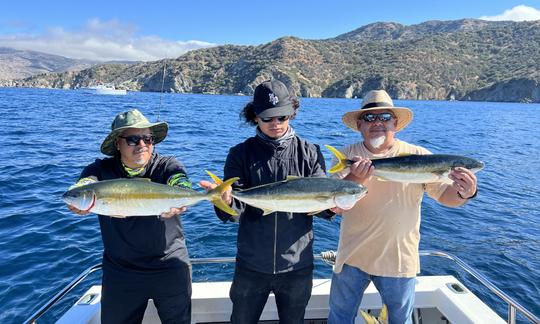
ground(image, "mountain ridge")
xmin=2 ymin=19 xmax=539 ymax=102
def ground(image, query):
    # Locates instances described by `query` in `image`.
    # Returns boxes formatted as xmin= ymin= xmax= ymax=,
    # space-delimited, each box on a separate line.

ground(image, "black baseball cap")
xmin=252 ymin=80 xmax=295 ymax=118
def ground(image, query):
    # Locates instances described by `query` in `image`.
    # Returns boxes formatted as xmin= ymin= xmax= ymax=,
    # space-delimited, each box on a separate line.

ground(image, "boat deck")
xmin=57 ymin=276 xmax=506 ymax=324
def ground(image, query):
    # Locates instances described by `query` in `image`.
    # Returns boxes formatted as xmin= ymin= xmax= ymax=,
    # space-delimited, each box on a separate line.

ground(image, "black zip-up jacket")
xmin=79 ymin=153 xmax=191 ymax=273
xmin=215 ymin=135 xmax=333 ymax=274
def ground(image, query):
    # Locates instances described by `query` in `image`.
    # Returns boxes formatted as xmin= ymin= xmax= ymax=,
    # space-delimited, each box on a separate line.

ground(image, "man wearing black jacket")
xmin=201 ymin=80 xmax=333 ymax=324
xmin=65 ymin=109 xmax=192 ymax=324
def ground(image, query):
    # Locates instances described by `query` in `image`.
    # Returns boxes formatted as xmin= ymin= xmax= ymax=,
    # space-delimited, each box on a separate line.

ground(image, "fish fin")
xmin=374 ymin=176 xmax=389 ymax=182
xmin=379 ymin=304 xmax=388 ymax=322
xmin=286 ymin=175 xmax=300 ymax=180
xmin=211 ymin=198 xmax=238 ymax=216
xmin=262 ymin=209 xmax=274 ymax=216
xmin=208 ymin=176 xmax=239 ymax=216
xmin=307 ymin=210 xmax=323 ymax=216
xmin=325 ymin=144 xmax=348 ymax=173
xmin=360 ymin=310 xmax=378 ymax=324
xmin=205 ymin=170 xmax=223 ymax=185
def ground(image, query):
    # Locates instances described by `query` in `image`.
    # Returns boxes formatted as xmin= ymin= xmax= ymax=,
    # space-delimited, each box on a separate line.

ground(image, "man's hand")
xmin=160 ymin=207 xmax=187 ymax=218
xmin=346 ymin=156 xmax=374 ymax=185
xmin=199 ymin=180 xmax=233 ymax=205
xmin=449 ymin=167 xmax=478 ymax=199
xmin=67 ymin=204 xmax=90 ymax=216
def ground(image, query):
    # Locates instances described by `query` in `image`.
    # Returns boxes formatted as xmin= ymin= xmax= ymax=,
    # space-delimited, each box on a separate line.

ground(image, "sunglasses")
xmin=360 ymin=112 xmax=395 ymax=123
xmin=119 ymin=134 xmax=155 ymax=146
xmin=260 ymin=116 xmax=290 ymax=123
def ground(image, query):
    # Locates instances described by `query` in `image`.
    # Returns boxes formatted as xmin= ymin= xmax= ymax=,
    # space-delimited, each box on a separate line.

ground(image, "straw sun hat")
xmin=100 ymin=109 xmax=168 ymax=156
xmin=342 ymin=90 xmax=413 ymax=132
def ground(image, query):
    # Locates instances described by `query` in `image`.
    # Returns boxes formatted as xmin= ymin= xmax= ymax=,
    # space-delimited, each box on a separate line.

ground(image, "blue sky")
xmin=1 ymin=0 xmax=539 ymax=61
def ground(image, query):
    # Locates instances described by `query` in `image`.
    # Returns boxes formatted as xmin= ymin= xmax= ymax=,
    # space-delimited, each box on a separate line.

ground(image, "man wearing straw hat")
xmin=65 ymin=109 xmax=192 ymax=324
xmin=327 ymin=90 xmax=478 ymax=323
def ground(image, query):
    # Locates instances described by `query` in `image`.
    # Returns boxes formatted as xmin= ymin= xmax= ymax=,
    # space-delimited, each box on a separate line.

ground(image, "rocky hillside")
xmin=2 ymin=19 xmax=540 ymax=102
xmin=0 ymin=47 xmax=99 ymax=80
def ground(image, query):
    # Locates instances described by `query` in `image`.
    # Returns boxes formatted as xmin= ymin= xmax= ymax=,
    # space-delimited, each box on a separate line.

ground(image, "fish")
xmin=326 ymin=144 xmax=484 ymax=184
xmin=360 ymin=304 xmax=388 ymax=324
xmin=62 ymin=176 xmax=239 ymax=218
xmin=206 ymin=171 xmax=367 ymax=215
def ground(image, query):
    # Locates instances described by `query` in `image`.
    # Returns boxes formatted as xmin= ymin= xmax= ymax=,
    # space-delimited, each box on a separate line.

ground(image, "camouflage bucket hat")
xmin=100 ymin=109 xmax=168 ymax=156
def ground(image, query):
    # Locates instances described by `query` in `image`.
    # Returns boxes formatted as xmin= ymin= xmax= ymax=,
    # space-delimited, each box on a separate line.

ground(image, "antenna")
xmin=157 ymin=61 xmax=166 ymax=121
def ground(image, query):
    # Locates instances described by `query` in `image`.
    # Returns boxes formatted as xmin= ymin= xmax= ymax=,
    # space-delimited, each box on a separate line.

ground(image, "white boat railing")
xmin=25 ymin=250 xmax=540 ymax=324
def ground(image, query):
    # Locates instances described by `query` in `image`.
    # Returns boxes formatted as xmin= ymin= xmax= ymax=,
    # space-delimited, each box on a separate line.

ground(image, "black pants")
xmin=101 ymin=265 xmax=191 ymax=324
xmin=229 ymin=265 xmax=313 ymax=324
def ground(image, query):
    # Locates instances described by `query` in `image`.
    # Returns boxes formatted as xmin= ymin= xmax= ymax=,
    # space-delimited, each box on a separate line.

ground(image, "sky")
xmin=1 ymin=0 xmax=540 ymax=61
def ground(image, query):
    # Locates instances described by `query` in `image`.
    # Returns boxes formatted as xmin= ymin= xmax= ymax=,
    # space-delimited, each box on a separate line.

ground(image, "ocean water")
xmin=0 ymin=88 xmax=538 ymax=323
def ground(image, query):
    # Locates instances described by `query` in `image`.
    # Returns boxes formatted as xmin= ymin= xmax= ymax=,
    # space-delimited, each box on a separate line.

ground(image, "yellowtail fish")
xmin=63 ymin=176 xmax=239 ymax=217
xmin=207 ymin=171 xmax=367 ymax=216
xmin=360 ymin=304 xmax=388 ymax=324
xmin=326 ymin=145 xmax=484 ymax=184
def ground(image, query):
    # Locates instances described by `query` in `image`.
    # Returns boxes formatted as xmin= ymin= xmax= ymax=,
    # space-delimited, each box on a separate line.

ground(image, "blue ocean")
xmin=0 ymin=88 xmax=538 ymax=323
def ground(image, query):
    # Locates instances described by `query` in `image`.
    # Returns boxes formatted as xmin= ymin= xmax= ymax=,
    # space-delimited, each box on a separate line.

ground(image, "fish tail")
xmin=206 ymin=171 xmax=239 ymax=216
xmin=206 ymin=170 xmax=223 ymax=185
xmin=325 ymin=144 xmax=348 ymax=173
xmin=379 ymin=304 xmax=388 ymax=321
xmin=360 ymin=304 xmax=387 ymax=324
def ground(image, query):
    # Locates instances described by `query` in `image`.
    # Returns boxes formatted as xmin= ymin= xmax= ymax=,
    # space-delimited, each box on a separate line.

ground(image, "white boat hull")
xmin=95 ymin=88 xmax=127 ymax=95
xmin=56 ymin=275 xmax=506 ymax=324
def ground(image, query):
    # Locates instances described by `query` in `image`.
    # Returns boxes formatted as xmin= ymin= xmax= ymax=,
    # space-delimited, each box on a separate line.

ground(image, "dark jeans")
xmin=101 ymin=265 xmax=192 ymax=324
xmin=229 ymin=265 xmax=313 ymax=324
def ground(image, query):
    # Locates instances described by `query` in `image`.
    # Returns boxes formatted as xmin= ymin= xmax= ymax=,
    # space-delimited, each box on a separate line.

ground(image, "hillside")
xmin=0 ymin=47 xmax=99 ymax=80
xmin=2 ymin=19 xmax=539 ymax=102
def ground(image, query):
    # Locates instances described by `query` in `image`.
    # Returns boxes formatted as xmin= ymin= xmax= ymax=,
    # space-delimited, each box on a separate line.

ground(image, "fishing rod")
xmin=156 ymin=61 xmax=167 ymax=121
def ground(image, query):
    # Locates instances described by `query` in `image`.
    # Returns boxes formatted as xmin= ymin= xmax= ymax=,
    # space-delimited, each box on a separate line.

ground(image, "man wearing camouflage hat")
xmin=66 ymin=109 xmax=192 ymax=323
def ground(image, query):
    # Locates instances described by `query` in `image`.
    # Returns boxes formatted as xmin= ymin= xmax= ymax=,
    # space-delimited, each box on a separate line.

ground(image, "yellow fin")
xmin=206 ymin=170 xmax=223 ymax=185
xmin=262 ymin=209 xmax=274 ymax=216
xmin=325 ymin=144 xmax=349 ymax=173
xmin=211 ymin=197 xmax=237 ymax=216
xmin=286 ymin=175 xmax=300 ymax=180
xmin=307 ymin=210 xmax=323 ymax=216
xmin=360 ymin=310 xmax=378 ymax=324
xmin=360 ymin=304 xmax=388 ymax=324
xmin=379 ymin=304 xmax=388 ymax=322
xmin=208 ymin=176 xmax=239 ymax=216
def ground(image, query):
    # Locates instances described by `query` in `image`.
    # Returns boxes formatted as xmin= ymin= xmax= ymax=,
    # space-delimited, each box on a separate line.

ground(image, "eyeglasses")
xmin=119 ymin=134 xmax=155 ymax=146
xmin=260 ymin=116 xmax=290 ymax=123
xmin=360 ymin=112 xmax=395 ymax=123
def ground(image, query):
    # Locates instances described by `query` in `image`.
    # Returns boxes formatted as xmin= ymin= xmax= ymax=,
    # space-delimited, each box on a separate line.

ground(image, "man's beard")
xmin=369 ymin=135 xmax=386 ymax=149
xmin=133 ymin=149 xmax=149 ymax=165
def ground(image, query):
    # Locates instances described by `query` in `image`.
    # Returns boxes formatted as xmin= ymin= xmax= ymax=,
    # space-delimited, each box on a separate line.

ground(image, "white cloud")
xmin=480 ymin=5 xmax=540 ymax=21
xmin=0 ymin=18 xmax=215 ymax=61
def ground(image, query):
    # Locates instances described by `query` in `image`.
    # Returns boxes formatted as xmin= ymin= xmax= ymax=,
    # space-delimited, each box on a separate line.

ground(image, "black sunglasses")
xmin=260 ymin=116 xmax=290 ymax=123
xmin=360 ymin=112 xmax=395 ymax=123
xmin=119 ymin=134 xmax=155 ymax=146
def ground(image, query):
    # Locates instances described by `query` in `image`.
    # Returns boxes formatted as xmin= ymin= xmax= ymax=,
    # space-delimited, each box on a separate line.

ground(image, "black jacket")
xmin=215 ymin=134 xmax=333 ymax=274
xmin=80 ymin=153 xmax=191 ymax=273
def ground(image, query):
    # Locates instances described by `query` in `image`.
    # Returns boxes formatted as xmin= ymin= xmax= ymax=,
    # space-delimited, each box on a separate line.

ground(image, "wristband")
xmin=458 ymin=188 xmax=477 ymax=200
